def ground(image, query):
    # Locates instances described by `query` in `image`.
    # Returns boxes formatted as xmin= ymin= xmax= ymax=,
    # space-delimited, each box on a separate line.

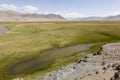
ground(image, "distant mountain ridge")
xmin=0 ymin=10 xmax=65 ymax=22
xmin=1 ymin=10 xmax=120 ymax=21
xmin=75 ymin=15 xmax=120 ymax=21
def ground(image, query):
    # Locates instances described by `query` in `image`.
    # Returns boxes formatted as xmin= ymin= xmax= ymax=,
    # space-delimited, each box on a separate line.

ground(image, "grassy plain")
xmin=0 ymin=21 xmax=120 ymax=80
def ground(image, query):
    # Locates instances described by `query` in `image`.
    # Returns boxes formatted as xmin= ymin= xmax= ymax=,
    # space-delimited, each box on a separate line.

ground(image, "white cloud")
xmin=48 ymin=12 xmax=86 ymax=18
xmin=102 ymin=11 xmax=120 ymax=16
xmin=22 ymin=5 xmax=39 ymax=13
xmin=85 ymin=10 xmax=120 ymax=17
xmin=38 ymin=11 xmax=84 ymax=18
xmin=0 ymin=4 xmax=86 ymax=18
xmin=61 ymin=12 xmax=85 ymax=18
xmin=0 ymin=3 xmax=39 ymax=14
xmin=0 ymin=3 xmax=18 ymax=11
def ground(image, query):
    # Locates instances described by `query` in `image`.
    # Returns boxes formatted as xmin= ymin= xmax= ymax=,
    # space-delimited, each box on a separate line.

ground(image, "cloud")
xmin=0 ymin=3 xmax=18 ymax=11
xmin=61 ymin=12 xmax=85 ymax=18
xmin=46 ymin=12 xmax=86 ymax=18
xmin=0 ymin=3 xmax=39 ymax=14
xmin=103 ymin=11 xmax=120 ymax=16
xmin=0 ymin=4 xmax=83 ymax=18
xmin=88 ymin=10 xmax=120 ymax=17
xmin=22 ymin=5 xmax=39 ymax=13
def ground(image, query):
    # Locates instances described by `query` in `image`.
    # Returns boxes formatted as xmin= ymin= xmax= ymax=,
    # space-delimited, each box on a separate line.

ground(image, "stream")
xmin=7 ymin=44 xmax=93 ymax=75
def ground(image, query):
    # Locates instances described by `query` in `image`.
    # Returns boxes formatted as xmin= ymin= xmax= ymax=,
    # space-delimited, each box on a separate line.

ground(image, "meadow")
xmin=0 ymin=21 xmax=120 ymax=80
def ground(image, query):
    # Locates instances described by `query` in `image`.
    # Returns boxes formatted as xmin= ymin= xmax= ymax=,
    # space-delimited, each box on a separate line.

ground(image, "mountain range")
xmin=0 ymin=10 xmax=65 ymax=22
xmin=75 ymin=15 xmax=120 ymax=21
xmin=0 ymin=10 xmax=120 ymax=21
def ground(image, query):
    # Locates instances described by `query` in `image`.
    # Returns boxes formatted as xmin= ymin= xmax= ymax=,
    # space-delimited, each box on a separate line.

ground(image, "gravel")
xmin=34 ymin=43 xmax=120 ymax=80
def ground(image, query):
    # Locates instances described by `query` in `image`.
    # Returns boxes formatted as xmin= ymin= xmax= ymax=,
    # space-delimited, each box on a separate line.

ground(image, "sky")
xmin=0 ymin=0 xmax=120 ymax=18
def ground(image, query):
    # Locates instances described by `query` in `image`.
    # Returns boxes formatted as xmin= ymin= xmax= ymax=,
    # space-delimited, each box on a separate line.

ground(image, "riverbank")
xmin=35 ymin=43 xmax=120 ymax=80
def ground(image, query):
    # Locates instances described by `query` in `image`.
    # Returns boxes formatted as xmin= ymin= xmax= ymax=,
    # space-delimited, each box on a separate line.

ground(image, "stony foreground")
xmin=35 ymin=43 xmax=120 ymax=80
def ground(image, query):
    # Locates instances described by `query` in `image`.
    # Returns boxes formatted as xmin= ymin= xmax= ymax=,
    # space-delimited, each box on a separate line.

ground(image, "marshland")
xmin=0 ymin=21 xmax=120 ymax=80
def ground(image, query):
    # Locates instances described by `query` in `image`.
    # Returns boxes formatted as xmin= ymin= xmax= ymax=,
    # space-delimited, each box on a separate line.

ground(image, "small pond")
xmin=7 ymin=44 xmax=93 ymax=75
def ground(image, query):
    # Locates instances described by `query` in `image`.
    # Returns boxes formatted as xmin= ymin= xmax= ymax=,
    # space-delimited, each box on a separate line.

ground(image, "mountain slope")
xmin=105 ymin=15 xmax=120 ymax=20
xmin=0 ymin=10 xmax=65 ymax=22
xmin=75 ymin=15 xmax=120 ymax=21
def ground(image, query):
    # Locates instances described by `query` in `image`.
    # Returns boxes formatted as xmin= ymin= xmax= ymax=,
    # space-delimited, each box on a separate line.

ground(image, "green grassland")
xmin=0 ymin=21 xmax=120 ymax=80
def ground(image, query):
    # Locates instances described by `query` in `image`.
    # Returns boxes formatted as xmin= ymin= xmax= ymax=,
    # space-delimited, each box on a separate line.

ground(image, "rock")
xmin=111 ymin=71 xmax=120 ymax=80
xmin=102 ymin=61 xmax=106 ymax=66
xmin=110 ymin=64 xmax=120 ymax=80
xmin=84 ymin=56 xmax=88 ymax=58
xmin=96 ymin=51 xmax=101 ymax=55
xmin=116 ymin=65 xmax=120 ymax=71
xmin=73 ymin=66 xmax=76 ymax=69
xmin=93 ymin=53 xmax=97 ymax=56
xmin=77 ymin=59 xmax=82 ymax=63
xmin=112 ymin=63 xmax=120 ymax=70
xmin=95 ymin=71 xmax=99 ymax=74
xmin=96 ymin=47 xmax=103 ymax=55
xmin=103 ymin=67 xmax=107 ymax=70
xmin=77 ymin=58 xmax=87 ymax=63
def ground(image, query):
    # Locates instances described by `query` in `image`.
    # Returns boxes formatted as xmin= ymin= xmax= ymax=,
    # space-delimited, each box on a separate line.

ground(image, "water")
xmin=7 ymin=44 xmax=93 ymax=75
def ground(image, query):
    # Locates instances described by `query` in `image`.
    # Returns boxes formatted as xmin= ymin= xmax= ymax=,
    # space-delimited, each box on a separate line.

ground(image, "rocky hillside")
xmin=0 ymin=10 xmax=65 ymax=22
xmin=36 ymin=43 xmax=120 ymax=80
